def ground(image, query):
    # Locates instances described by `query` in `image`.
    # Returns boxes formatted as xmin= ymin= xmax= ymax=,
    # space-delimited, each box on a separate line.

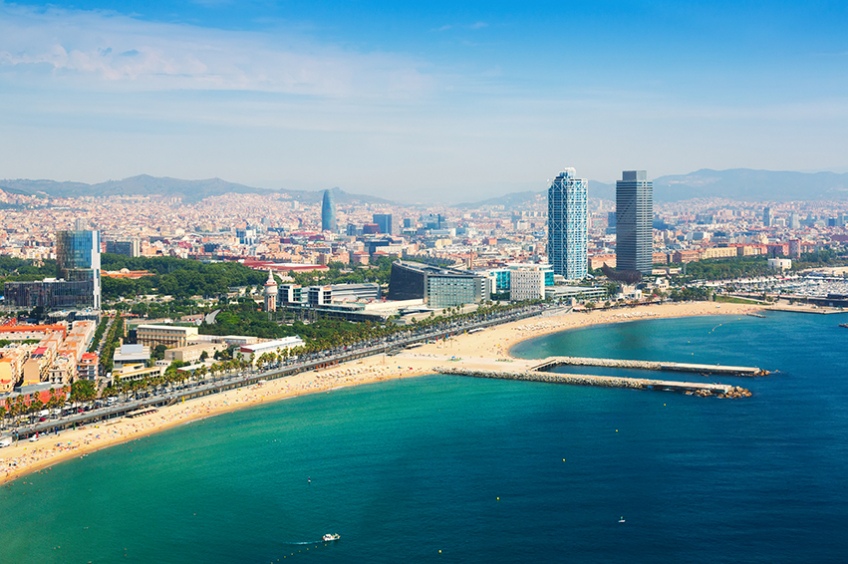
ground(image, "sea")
xmin=1 ymin=310 xmax=846 ymax=563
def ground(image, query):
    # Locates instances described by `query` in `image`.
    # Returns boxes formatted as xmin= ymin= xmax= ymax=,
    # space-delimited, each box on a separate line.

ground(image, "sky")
xmin=1 ymin=0 xmax=847 ymax=203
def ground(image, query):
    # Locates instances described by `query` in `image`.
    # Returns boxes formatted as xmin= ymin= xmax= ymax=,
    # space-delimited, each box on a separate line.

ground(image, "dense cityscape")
xmin=2 ymin=167 xmax=848 ymax=423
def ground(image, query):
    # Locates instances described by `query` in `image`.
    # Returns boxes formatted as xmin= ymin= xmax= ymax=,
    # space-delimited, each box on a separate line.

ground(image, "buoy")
xmin=439 ymin=550 xmax=442 ymax=554
xmin=562 ymin=458 xmax=566 ymax=462
xmin=496 ymin=496 xmax=500 ymax=501
xmin=616 ymin=429 xmax=618 ymax=433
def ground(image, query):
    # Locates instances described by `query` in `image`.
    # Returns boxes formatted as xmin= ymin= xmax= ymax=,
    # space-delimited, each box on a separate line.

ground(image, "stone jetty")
xmin=439 ymin=367 xmax=752 ymax=399
xmin=531 ymin=356 xmax=768 ymax=376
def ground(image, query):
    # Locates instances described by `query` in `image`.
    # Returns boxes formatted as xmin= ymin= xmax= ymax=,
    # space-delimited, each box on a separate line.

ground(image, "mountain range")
xmin=2 ymin=168 xmax=847 ymax=207
xmin=459 ymin=168 xmax=848 ymax=207
xmin=0 ymin=175 xmax=391 ymax=205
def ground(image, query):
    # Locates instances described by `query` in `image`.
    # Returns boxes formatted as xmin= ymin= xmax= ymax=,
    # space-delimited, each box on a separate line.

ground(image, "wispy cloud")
xmin=432 ymin=21 xmax=489 ymax=32
xmin=0 ymin=3 xmax=435 ymax=99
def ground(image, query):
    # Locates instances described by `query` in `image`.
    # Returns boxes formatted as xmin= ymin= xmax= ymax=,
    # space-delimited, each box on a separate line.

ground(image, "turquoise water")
xmin=1 ymin=311 xmax=847 ymax=562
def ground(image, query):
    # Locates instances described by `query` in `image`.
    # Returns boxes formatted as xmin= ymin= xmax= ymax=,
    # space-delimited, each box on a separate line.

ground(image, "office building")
xmin=4 ymin=279 xmax=98 ymax=310
xmin=55 ymin=229 xmax=101 ymax=309
xmin=373 ymin=213 xmax=393 ymax=235
xmin=4 ymin=228 xmax=101 ymax=311
xmin=763 ymin=207 xmax=772 ymax=227
xmin=615 ymin=170 xmax=654 ymax=275
xmin=547 ymin=168 xmax=588 ymax=280
xmin=321 ymin=190 xmax=337 ymax=232
xmin=388 ymin=261 xmax=486 ymax=308
xmin=105 ymin=239 xmax=141 ymax=257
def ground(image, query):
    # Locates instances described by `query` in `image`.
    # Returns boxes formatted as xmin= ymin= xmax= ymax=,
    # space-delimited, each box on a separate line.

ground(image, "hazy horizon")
xmin=2 ymin=1 xmax=846 ymax=203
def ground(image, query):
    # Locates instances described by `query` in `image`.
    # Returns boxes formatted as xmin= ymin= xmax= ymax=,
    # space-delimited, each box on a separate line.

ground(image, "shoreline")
xmin=0 ymin=301 xmax=762 ymax=485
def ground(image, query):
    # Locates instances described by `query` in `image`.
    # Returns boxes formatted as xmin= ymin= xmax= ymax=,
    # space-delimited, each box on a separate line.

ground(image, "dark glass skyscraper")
xmin=615 ymin=170 xmax=653 ymax=275
xmin=321 ymin=190 xmax=337 ymax=232
xmin=55 ymin=229 xmax=101 ymax=309
xmin=373 ymin=213 xmax=392 ymax=234
xmin=547 ymin=168 xmax=588 ymax=280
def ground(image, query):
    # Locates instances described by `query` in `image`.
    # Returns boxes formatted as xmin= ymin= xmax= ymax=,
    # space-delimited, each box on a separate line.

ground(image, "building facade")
xmin=547 ymin=168 xmax=588 ymax=280
xmin=615 ymin=170 xmax=654 ymax=275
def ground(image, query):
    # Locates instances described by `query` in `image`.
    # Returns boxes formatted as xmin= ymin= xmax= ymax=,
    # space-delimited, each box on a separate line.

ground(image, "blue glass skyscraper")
xmin=55 ymin=229 xmax=101 ymax=309
xmin=321 ymin=190 xmax=337 ymax=232
xmin=547 ymin=168 xmax=588 ymax=280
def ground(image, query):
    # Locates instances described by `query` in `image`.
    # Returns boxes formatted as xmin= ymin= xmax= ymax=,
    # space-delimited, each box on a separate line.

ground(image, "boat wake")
xmin=282 ymin=540 xmax=322 ymax=546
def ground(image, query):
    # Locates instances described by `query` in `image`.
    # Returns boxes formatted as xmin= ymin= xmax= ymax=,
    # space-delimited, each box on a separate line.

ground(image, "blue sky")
xmin=1 ymin=0 xmax=847 ymax=203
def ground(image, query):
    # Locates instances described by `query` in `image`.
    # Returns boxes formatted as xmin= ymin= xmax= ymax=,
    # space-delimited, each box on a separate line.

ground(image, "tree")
xmin=152 ymin=344 xmax=168 ymax=361
xmin=71 ymin=380 xmax=98 ymax=403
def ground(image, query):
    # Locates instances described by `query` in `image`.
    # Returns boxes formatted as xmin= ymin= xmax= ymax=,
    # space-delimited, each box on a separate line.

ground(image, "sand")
xmin=0 ymin=301 xmax=762 ymax=485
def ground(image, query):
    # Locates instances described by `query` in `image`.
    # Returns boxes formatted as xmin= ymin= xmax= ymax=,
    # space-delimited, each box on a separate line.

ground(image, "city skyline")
xmin=1 ymin=1 xmax=847 ymax=203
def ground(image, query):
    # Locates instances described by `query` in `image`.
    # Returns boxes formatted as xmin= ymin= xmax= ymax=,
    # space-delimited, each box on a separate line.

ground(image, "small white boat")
xmin=618 ymin=517 xmax=626 ymax=523
xmin=322 ymin=533 xmax=340 ymax=542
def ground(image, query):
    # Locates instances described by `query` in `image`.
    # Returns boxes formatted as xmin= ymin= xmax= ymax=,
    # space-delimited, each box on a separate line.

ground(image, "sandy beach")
xmin=0 ymin=301 xmax=762 ymax=485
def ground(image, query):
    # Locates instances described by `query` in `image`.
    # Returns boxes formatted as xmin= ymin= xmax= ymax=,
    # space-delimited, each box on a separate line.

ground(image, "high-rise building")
xmin=547 ymin=168 xmax=588 ymax=280
xmin=55 ymin=229 xmax=101 ymax=309
xmin=763 ymin=207 xmax=772 ymax=227
xmin=789 ymin=212 xmax=800 ymax=230
xmin=321 ymin=190 xmax=337 ymax=232
xmin=373 ymin=213 xmax=393 ymax=235
xmin=615 ymin=170 xmax=654 ymax=275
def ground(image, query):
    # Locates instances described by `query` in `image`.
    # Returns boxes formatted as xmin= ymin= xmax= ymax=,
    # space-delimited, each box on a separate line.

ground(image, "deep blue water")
xmin=1 ymin=311 xmax=846 ymax=562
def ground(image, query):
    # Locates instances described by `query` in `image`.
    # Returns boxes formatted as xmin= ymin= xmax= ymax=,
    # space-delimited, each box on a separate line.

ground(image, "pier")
xmin=438 ymin=367 xmax=752 ymax=398
xmin=530 ymin=356 xmax=766 ymax=376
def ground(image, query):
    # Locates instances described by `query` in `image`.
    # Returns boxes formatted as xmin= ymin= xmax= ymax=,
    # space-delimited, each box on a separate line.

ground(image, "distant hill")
xmin=652 ymin=169 xmax=848 ymax=201
xmin=0 ymin=175 xmax=393 ymax=205
xmin=4 ymin=168 xmax=848 ymax=207
xmin=457 ymin=168 xmax=848 ymax=207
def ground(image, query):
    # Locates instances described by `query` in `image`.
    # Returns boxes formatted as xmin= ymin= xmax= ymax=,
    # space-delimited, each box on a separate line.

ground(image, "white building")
xmin=768 ymin=258 xmax=792 ymax=271
xmin=137 ymin=325 xmax=199 ymax=348
xmin=237 ymin=336 xmax=306 ymax=364
xmin=508 ymin=265 xmax=546 ymax=301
